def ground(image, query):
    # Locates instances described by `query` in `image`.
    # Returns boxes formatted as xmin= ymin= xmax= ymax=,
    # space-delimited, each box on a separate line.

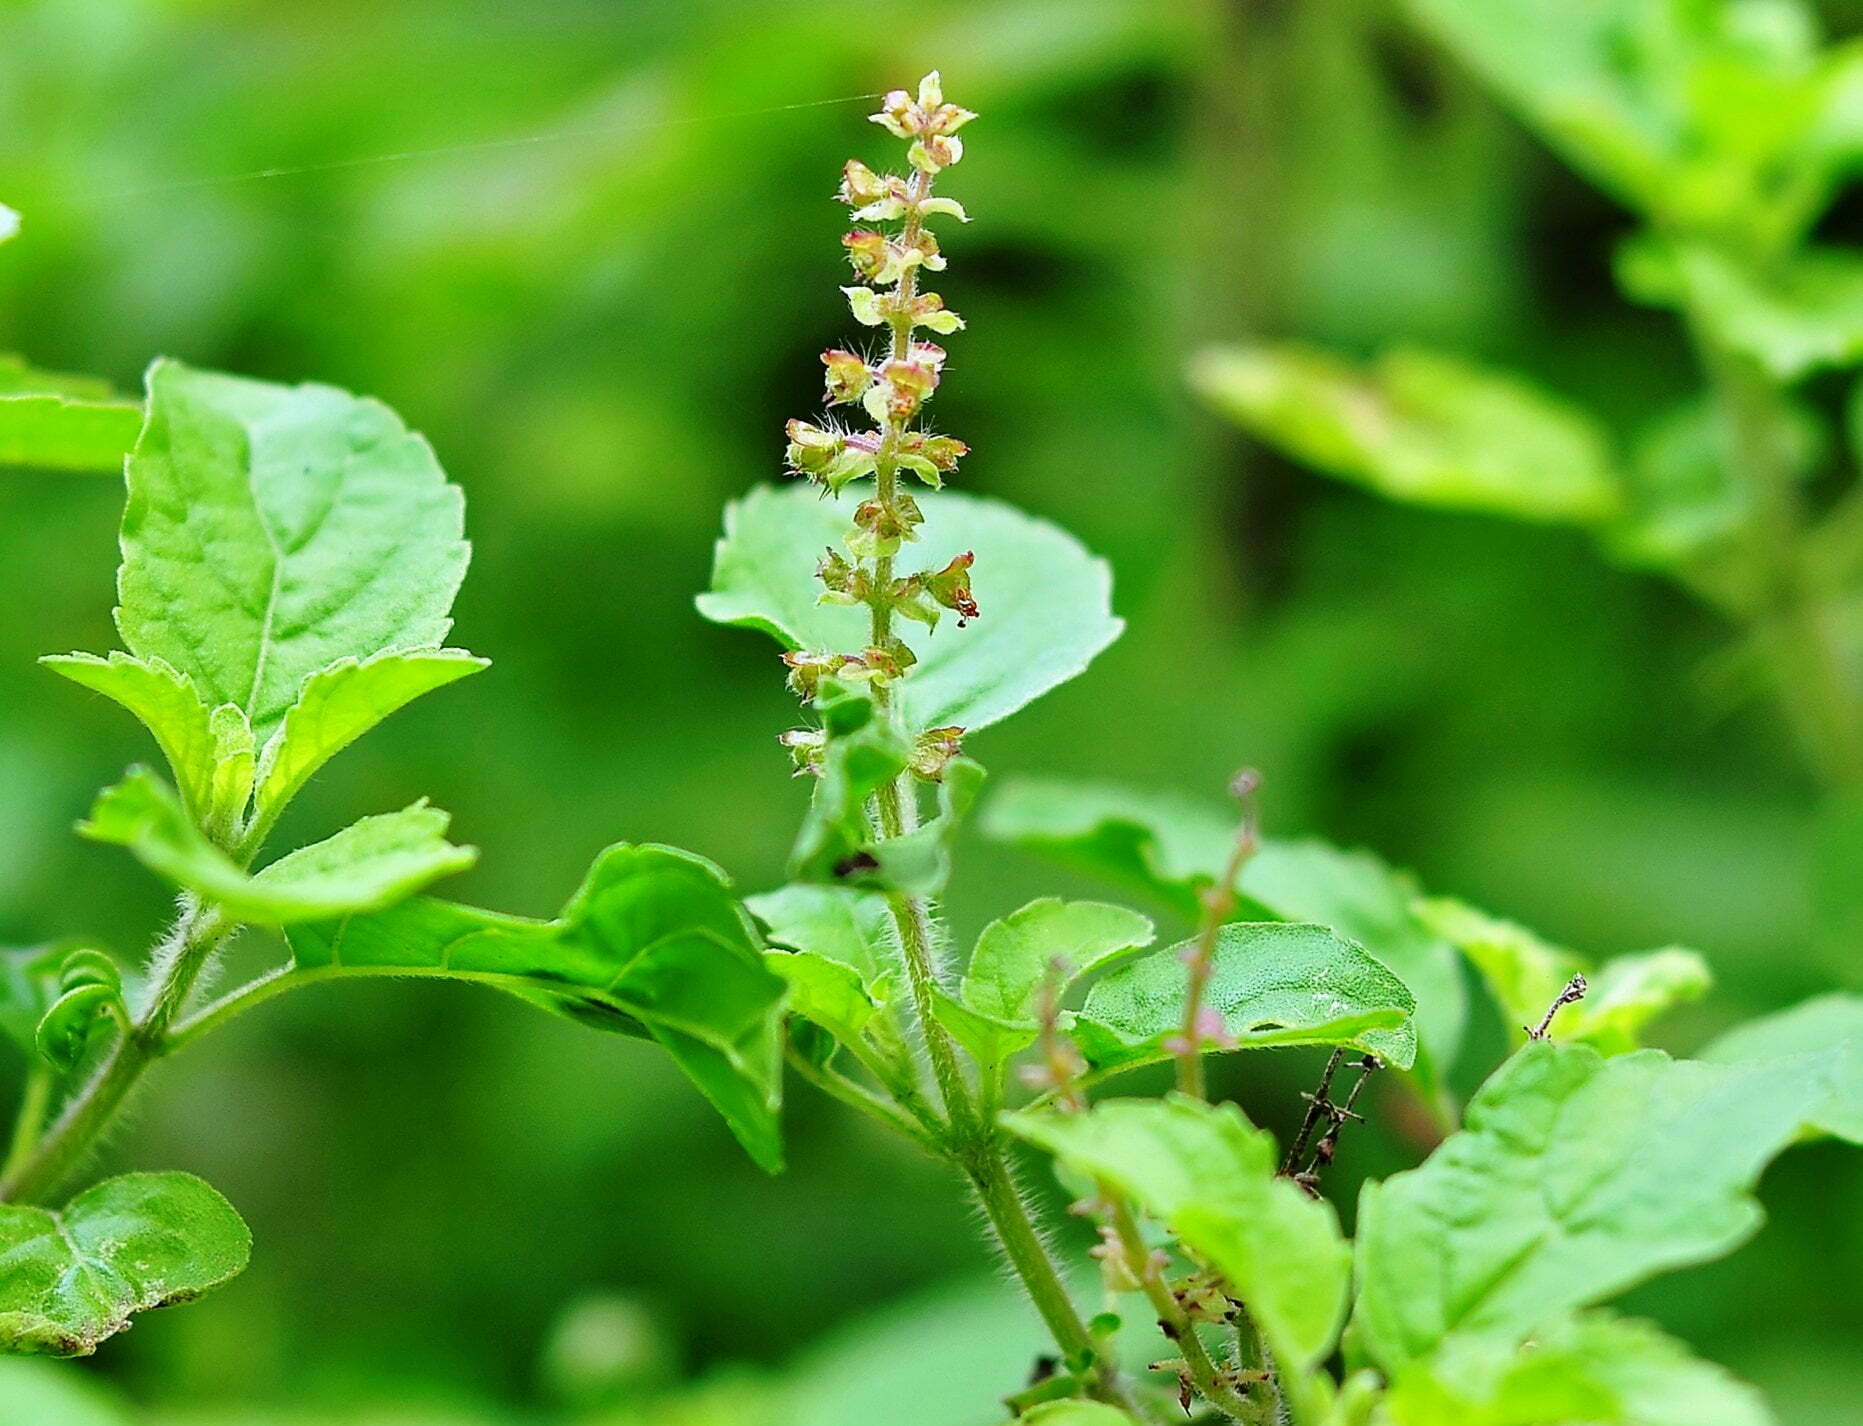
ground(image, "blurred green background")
xmin=0 ymin=0 xmax=1857 ymax=1422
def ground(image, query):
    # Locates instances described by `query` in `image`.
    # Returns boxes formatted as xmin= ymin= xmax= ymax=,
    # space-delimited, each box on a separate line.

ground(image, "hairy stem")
xmin=1107 ymin=1196 xmax=1271 ymax=1423
xmin=967 ymin=1146 xmax=1142 ymax=1414
xmin=0 ymin=899 xmax=230 ymax=1204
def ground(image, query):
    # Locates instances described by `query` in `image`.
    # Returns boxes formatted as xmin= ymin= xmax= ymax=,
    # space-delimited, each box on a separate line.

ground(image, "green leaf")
xmin=748 ymin=884 xmax=893 ymax=981
xmin=981 ymin=779 xmax=1466 ymax=1087
xmin=749 ymin=885 xmax=895 ymax=1051
xmin=0 ymin=1171 xmax=250 ymax=1356
xmin=1701 ymin=992 xmax=1862 ymax=1143
xmin=0 ymin=946 xmax=71 ymax=1058
xmin=1191 ymin=344 xmax=1621 ymax=524
xmin=0 ymin=356 xmax=140 ymax=473
xmin=81 ymin=769 xmax=475 ymax=924
xmin=697 ymin=484 xmax=1122 ymax=733
xmin=1242 ymin=839 xmax=1466 ymax=1101
xmin=1015 ymin=1405 xmax=1138 ymax=1426
xmin=41 ymin=653 xmax=252 ymax=839
xmin=1623 ymin=240 xmax=1863 ymax=381
xmin=118 ymin=359 xmax=471 ymax=737
xmin=250 ymin=647 xmax=488 ymax=839
xmin=1382 ymin=1311 xmax=1775 ymax=1426
xmin=1004 ymin=1095 xmax=1351 ymax=1372
xmin=1415 ymin=898 xmax=1709 ymax=1053
xmin=1404 ymin=0 xmax=1853 ymax=239
xmin=982 ymin=777 xmax=1238 ymax=920
xmin=790 ymin=686 xmax=914 ymax=885
xmin=934 ymin=900 xmax=1154 ymax=1075
xmin=962 ymin=900 xmax=1155 ymax=1024
xmin=284 ymin=844 xmax=787 ymax=1171
xmin=1073 ymin=922 xmax=1416 ymax=1072
xmin=1354 ymin=1041 xmax=1835 ymax=1371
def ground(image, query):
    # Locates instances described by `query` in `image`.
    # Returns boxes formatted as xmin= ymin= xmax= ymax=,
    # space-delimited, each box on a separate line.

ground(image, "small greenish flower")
xmin=820 ymin=349 xmax=874 ymax=406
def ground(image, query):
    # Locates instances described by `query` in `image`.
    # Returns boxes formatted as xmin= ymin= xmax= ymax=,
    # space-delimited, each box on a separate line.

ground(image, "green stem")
xmin=0 ymin=899 xmax=229 ymax=1204
xmin=968 ymin=1147 xmax=1142 ymax=1415
xmin=785 ymin=1045 xmax=941 ymax=1152
xmin=1 ymin=1064 xmax=55 ymax=1185
xmin=1107 ymin=1196 xmax=1271 ymax=1423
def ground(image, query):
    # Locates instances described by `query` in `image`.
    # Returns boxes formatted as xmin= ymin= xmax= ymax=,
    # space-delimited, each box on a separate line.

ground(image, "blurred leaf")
xmin=1383 ymin=1310 xmax=1774 ymax=1426
xmin=1005 ymin=1095 xmax=1351 ymax=1371
xmin=0 ymin=1172 xmax=250 ymax=1357
xmin=1192 ymin=344 xmax=1621 ymax=523
xmin=1605 ymin=395 xmax=1775 ymax=577
xmin=42 ymin=653 xmax=240 ymax=835
xmin=984 ymin=780 xmax=1460 ymax=1085
xmin=1623 ymin=239 xmax=1863 ymax=380
xmin=285 ymin=844 xmax=787 ymax=1171
xmin=0 ymin=945 xmax=68 ymax=1058
xmin=1073 ymin=922 xmax=1416 ymax=1072
xmin=1700 ymin=992 xmax=1862 ymax=1143
xmin=250 ymin=649 xmax=488 ymax=841
xmin=0 ymin=1359 xmax=132 ymax=1426
xmin=1354 ymin=1042 xmax=1836 ymax=1371
xmin=0 ymin=355 xmax=141 ymax=472
xmin=1016 ymin=1405 xmax=1136 ymax=1426
xmin=80 ymin=770 xmax=474 ymax=923
xmin=697 ymin=484 xmax=1122 ymax=733
xmin=1416 ymin=898 xmax=1710 ymax=1052
xmin=982 ymin=777 xmax=1234 ymax=922
xmin=1404 ymin=0 xmax=1854 ymax=241
xmin=118 ymin=360 xmax=470 ymax=737
xmin=781 ymin=1275 xmax=1054 ymax=1426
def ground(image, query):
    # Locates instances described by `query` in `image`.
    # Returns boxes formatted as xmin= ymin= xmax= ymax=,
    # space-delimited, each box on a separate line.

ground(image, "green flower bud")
xmin=778 ymin=727 xmax=827 ymax=776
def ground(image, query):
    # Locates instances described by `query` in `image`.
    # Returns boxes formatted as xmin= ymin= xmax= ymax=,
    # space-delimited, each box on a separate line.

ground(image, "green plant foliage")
xmin=926 ymin=900 xmax=1154 ymax=1077
xmin=1381 ymin=1311 xmax=1774 ymax=1426
xmin=248 ymin=648 xmax=488 ymax=843
xmin=41 ymin=654 xmax=238 ymax=836
xmin=1353 ymin=1041 xmax=1837 ymax=1372
xmin=982 ymin=779 xmax=1462 ymax=1083
xmin=0 ymin=1173 xmax=249 ymax=1356
xmin=1016 ymin=1405 xmax=1137 ymax=1426
xmin=1623 ymin=240 xmax=1863 ymax=380
xmin=117 ymin=359 xmax=470 ymax=737
xmin=961 ymin=900 xmax=1155 ymax=1024
xmin=1701 ymin=992 xmax=1862 ymax=1143
xmin=1415 ymin=897 xmax=1710 ymax=1051
xmin=697 ymin=484 xmax=1121 ymax=733
xmin=1073 ymin=922 xmax=1416 ymax=1073
xmin=80 ymin=770 xmax=476 ymax=923
xmin=1004 ymin=1095 xmax=1351 ymax=1373
xmin=283 ymin=844 xmax=787 ymax=1171
xmin=1190 ymin=344 xmax=1622 ymax=524
xmin=751 ymin=884 xmax=896 ymax=1051
xmin=0 ymin=356 xmax=141 ymax=474
xmin=1402 ymin=0 xmax=1861 ymax=243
